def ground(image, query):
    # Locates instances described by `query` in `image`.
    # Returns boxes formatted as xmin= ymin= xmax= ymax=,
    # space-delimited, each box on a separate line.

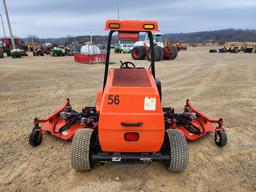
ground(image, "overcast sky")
xmin=1 ymin=0 xmax=256 ymax=38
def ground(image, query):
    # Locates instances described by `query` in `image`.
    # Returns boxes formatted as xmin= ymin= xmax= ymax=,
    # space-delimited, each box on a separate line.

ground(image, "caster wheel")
xmin=214 ymin=130 xmax=227 ymax=147
xmin=29 ymin=129 xmax=42 ymax=147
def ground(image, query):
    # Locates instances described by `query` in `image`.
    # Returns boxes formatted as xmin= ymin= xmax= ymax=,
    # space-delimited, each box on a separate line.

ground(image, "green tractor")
xmin=114 ymin=43 xmax=133 ymax=54
xmin=51 ymin=47 xmax=65 ymax=56
xmin=10 ymin=49 xmax=28 ymax=58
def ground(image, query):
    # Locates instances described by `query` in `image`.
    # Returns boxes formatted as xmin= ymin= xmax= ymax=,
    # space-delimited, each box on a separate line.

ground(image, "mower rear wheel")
xmin=214 ymin=130 xmax=227 ymax=147
xmin=29 ymin=129 xmax=42 ymax=147
xmin=164 ymin=129 xmax=188 ymax=172
xmin=71 ymin=129 xmax=95 ymax=171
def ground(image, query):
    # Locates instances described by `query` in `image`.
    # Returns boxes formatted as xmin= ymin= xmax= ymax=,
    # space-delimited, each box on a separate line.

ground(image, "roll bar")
xmin=103 ymin=31 xmax=155 ymax=89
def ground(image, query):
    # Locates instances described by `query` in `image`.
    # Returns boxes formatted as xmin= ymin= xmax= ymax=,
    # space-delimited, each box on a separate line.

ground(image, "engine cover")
xmin=98 ymin=68 xmax=164 ymax=152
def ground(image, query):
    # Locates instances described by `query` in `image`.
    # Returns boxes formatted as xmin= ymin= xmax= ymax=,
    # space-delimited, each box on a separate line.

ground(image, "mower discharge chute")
xmin=29 ymin=20 xmax=227 ymax=172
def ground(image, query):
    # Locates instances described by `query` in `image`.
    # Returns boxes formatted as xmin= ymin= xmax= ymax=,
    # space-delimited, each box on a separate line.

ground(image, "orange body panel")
xmin=105 ymin=20 xmax=159 ymax=32
xmin=98 ymin=68 xmax=164 ymax=152
xmin=41 ymin=119 xmax=84 ymax=140
xmin=118 ymin=32 xmax=139 ymax=41
xmin=96 ymin=89 xmax=103 ymax=112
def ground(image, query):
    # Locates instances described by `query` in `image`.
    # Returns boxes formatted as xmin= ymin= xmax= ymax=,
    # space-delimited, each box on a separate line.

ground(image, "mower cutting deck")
xmin=29 ymin=99 xmax=98 ymax=146
xmin=29 ymin=20 xmax=227 ymax=172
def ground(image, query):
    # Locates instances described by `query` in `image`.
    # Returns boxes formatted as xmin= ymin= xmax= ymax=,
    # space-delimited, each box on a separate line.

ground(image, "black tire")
xmin=209 ymin=49 xmax=217 ymax=53
xmin=132 ymin=47 xmax=146 ymax=60
xmin=232 ymin=48 xmax=239 ymax=53
xmin=164 ymin=46 xmax=178 ymax=60
xmin=170 ymin=46 xmax=178 ymax=60
xmin=160 ymin=48 xmax=164 ymax=60
xmin=214 ymin=130 xmax=227 ymax=147
xmin=147 ymin=46 xmax=162 ymax=61
xmin=164 ymin=129 xmax=189 ymax=172
xmin=163 ymin=129 xmax=189 ymax=172
xmin=71 ymin=129 xmax=95 ymax=171
xmin=29 ymin=129 xmax=42 ymax=147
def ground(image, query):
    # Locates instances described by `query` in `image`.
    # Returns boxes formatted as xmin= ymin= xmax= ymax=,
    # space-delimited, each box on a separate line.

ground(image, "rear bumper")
xmin=92 ymin=154 xmax=169 ymax=162
xmin=99 ymin=130 xmax=164 ymax=153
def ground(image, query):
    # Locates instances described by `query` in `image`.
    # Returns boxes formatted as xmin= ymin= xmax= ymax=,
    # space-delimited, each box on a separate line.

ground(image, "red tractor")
xmin=29 ymin=20 xmax=227 ymax=172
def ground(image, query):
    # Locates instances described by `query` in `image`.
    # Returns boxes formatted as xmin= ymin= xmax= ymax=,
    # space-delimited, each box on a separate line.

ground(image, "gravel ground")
xmin=0 ymin=48 xmax=255 ymax=192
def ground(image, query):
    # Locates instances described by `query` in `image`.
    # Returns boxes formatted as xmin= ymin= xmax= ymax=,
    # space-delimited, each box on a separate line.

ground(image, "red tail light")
xmin=124 ymin=132 xmax=139 ymax=141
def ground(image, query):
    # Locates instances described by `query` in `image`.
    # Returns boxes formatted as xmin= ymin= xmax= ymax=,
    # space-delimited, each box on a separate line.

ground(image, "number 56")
xmin=108 ymin=95 xmax=120 ymax=105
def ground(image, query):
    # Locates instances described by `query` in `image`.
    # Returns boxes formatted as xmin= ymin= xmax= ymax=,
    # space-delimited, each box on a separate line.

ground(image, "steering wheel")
xmin=120 ymin=61 xmax=136 ymax=69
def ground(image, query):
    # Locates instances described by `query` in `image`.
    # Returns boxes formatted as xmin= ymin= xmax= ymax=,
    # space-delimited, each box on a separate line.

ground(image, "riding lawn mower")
xmin=29 ymin=20 xmax=227 ymax=172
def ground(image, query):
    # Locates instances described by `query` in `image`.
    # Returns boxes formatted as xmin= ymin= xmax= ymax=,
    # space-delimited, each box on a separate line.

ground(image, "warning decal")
xmin=144 ymin=97 xmax=156 ymax=111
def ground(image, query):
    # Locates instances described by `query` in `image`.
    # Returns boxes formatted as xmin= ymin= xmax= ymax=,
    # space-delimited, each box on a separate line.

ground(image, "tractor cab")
xmin=134 ymin=32 xmax=164 ymax=48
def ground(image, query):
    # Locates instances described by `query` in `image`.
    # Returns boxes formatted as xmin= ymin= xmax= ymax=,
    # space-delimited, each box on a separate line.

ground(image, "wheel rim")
xmin=164 ymin=47 xmax=171 ymax=57
xmin=133 ymin=49 xmax=139 ymax=57
xmin=215 ymin=132 xmax=221 ymax=143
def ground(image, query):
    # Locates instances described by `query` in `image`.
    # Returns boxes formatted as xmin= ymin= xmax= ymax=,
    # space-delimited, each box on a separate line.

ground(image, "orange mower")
xmin=29 ymin=20 xmax=227 ymax=172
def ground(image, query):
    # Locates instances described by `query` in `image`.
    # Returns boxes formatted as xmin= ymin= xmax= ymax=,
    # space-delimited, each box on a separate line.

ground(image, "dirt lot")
xmin=0 ymin=48 xmax=255 ymax=192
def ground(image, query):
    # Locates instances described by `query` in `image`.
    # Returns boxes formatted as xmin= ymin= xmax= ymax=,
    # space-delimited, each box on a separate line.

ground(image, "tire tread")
xmin=71 ymin=129 xmax=93 ymax=171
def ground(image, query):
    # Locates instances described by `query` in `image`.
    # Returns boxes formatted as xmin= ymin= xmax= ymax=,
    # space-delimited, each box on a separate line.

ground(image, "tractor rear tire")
xmin=170 ymin=46 xmax=178 ymax=60
xmin=214 ymin=130 xmax=227 ymax=147
xmin=164 ymin=129 xmax=189 ymax=172
xmin=132 ymin=47 xmax=146 ymax=60
xmin=71 ymin=129 xmax=95 ymax=171
xmin=164 ymin=46 xmax=178 ymax=60
xmin=147 ymin=46 xmax=162 ymax=61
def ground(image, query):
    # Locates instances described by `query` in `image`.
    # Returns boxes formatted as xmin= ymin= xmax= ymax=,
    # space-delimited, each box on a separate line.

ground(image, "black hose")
xmin=53 ymin=112 xmax=81 ymax=134
xmin=173 ymin=114 xmax=202 ymax=135
xmin=58 ymin=113 xmax=81 ymax=133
